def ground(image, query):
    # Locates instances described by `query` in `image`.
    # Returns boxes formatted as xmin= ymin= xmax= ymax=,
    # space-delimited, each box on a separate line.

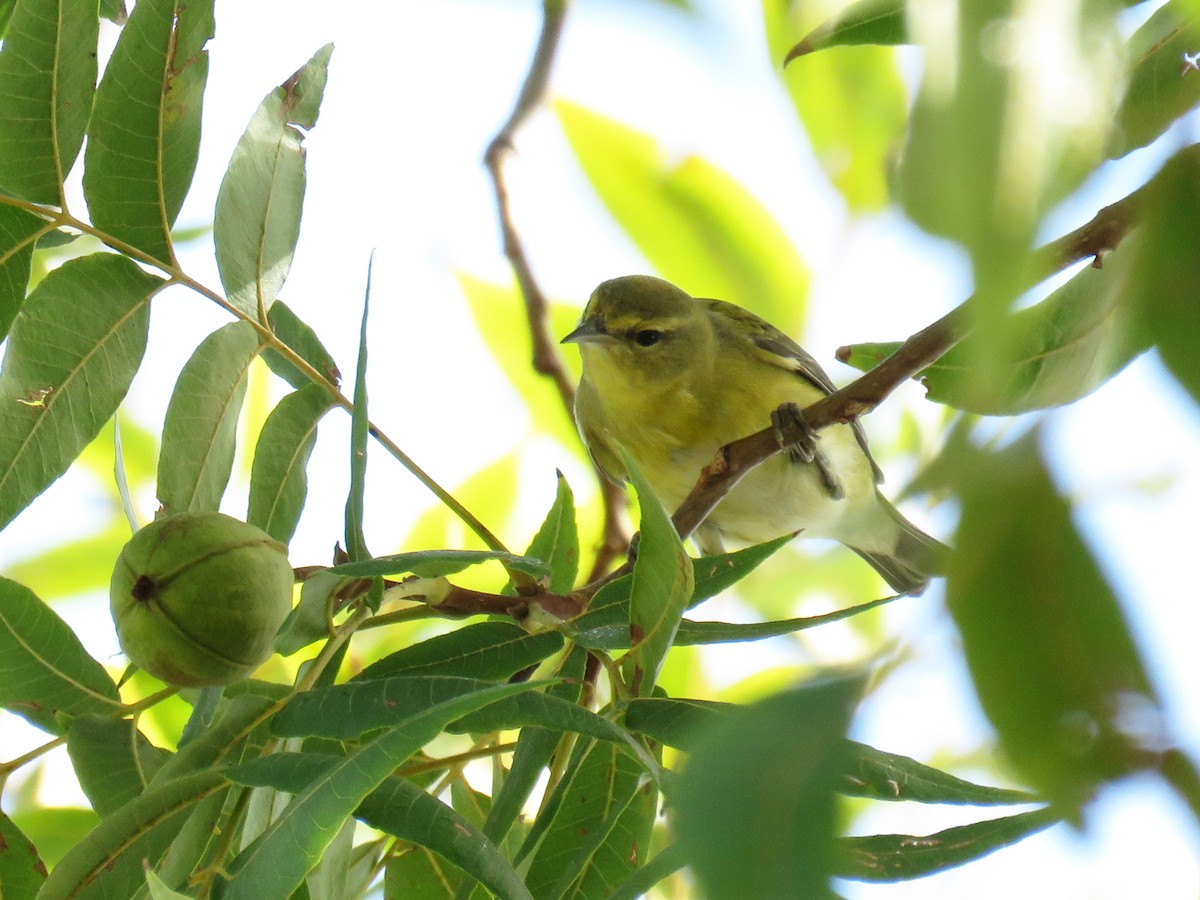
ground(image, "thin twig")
xmin=482 ymin=0 xmax=632 ymax=576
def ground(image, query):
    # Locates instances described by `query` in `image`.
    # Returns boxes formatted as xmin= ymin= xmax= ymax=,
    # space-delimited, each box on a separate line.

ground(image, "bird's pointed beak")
xmin=561 ymin=316 xmax=610 ymax=345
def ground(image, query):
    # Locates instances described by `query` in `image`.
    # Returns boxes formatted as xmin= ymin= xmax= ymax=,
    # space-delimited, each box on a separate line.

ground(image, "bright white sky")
xmin=3 ymin=1 xmax=1200 ymax=896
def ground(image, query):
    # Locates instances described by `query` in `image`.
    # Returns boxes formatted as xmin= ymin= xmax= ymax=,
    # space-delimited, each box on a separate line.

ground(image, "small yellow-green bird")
xmin=563 ymin=274 xmax=945 ymax=595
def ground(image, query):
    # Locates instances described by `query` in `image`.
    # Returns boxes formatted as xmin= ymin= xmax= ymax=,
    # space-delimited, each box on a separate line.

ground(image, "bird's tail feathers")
xmin=850 ymin=497 xmax=949 ymax=596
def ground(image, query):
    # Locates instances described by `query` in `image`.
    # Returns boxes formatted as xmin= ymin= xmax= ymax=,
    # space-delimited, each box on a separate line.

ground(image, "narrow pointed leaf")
xmin=0 ymin=206 xmax=49 ymax=340
xmin=0 ymin=810 xmax=45 ymax=900
xmin=689 ymin=534 xmax=792 ymax=606
xmin=0 ymin=253 xmax=162 ymax=530
xmin=262 ymin=300 xmax=341 ymax=388
xmin=782 ymin=0 xmax=906 ymax=60
xmin=355 ymin=621 xmax=563 ymax=683
xmin=0 ymin=0 xmax=97 ymax=204
xmin=837 ymin=807 xmax=1060 ymax=882
xmin=556 ymin=101 xmax=808 ymax=332
xmin=676 ymin=595 xmax=897 ymax=645
xmin=222 ymin=680 xmax=544 ymax=900
xmin=947 ymin=432 xmax=1161 ymax=813
xmin=326 ymin=549 xmax=548 ymax=580
xmin=247 ymin=382 xmax=332 ymax=544
xmin=83 ymin=0 xmax=213 ymax=261
xmin=345 ymin=255 xmax=371 ymax=563
xmin=0 ymin=577 xmax=123 ymax=733
xmin=157 ymin=321 xmax=261 ymax=515
xmin=522 ymin=472 xmax=579 ymax=594
xmin=215 ymin=45 xmax=332 ymax=317
xmin=608 ymin=842 xmax=687 ymax=900
xmin=674 ymin=677 xmax=862 ymax=899
xmin=839 ymin=741 xmax=1035 ymax=805
xmin=66 ymin=715 xmax=170 ymax=815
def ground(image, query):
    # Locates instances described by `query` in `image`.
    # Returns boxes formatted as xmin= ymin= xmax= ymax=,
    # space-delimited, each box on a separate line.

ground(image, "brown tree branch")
xmin=483 ymin=0 xmax=630 ymax=582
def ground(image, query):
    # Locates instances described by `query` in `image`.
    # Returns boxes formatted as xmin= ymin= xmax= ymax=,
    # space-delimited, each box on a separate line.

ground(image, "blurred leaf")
xmin=7 ymin=807 xmax=97 ymax=870
xmin=215 ymin=44 xmax=332 ymax=318
xmin=608 ymin=842 xmax=687 ymax=900
xmin=1128 ymin=146 xmax=1200 ymax=406
xmin=247 ymin=383 xmax=333 ymax=545
xmin=78 ymin=413 xmax=159 ymax=494
xmin=522 ymin=471 xmax=580 ymax=594
xmin=621 ymin=451 xmax=693 ymax=697
xmin=386 ymin=848 xmax=462 ymax=899
xmin=144 ymin=870 xmax=191 ymax=899
xmin=947 ymin=431 xmax=1161 ymax=813
xmin=1108 ymin=2 xmax=1200 ymax=158
xmin=673 ymin=676 xmax=862 ymax=899
xmin=0 ymin=207 xmax=46 ymax=340
xmin=841 ymin=242 xmax=1146 ymax=414
xmin=522 ymin=739 xmax=655 ymax=899
xmin=836 ymin=807 xmax=1059 ymax=882
xmin=459 ymin=276 xmax=583 ymax=453
xmin=157 ymin=321 xmax=261 ymax=515
xmin=0 ymin=577 xmax=123 ymax=733
xmin=0 ymin=253 xmax=161 ymax=530
xmin=0 ymin=809 xmax=45 ymax=900
xmin=556 ymin=101 xmax=809 ymax=333
xmin=329 ymin=549 xmax=547 ymax=579
xmin=83 ymin=0 xmax=213 ymax=261
xmin=356 ymin=621 xmax=563 ymax=682
xmin=0 ymin=0 xmax=97 ymax=204
xmin=780 ymin=0 xmax=906 ymax=59
xmin=263 ymin=300 xmax=342 ymax=388
xmin=222 ymin=680 xmax=545 ymax=899
xmin=767 ymin=3 xmax=906 ymax=210
xmin=3 ymin=519 xmax=129 ymax=599
xmin=232 ymin=752 xmax=534 ymax=899
xmin=66 ymin=715 xmax=169 ymax=815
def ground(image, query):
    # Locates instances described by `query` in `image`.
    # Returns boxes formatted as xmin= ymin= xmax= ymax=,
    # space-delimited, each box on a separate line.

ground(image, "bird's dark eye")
xmin=633 ymin=329 xmax=663 ymax=347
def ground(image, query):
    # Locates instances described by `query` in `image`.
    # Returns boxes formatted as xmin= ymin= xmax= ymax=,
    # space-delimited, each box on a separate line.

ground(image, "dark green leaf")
xmin=83 ymin=0 xmax=213 ymax=261
xmin=356 ymin=621 xmax=563 ymax=683
xmin=677 ymin=595 xmax=897 ymax=645
xmin=345 ymin=255 xmax=372 ymax=564
xmin=222 ymin=681 xmax=544 ymax=900
xmin=673 ymin=677 xmax=862 ymax=898
xmin=840 ymin=741 xmax=1035 ymax=805
xmin=947 ymin=431 xmax=1161 ymax=813
xmin=247 ymin=383 xmax=333 ymax=545
xmin=837 ymin=807 xmax=1060 ymax=882
xmin=689 ymin=534 xmax=793 ymax=606
xmin=327 ymin=549 xmax=548 ymax=579
xmin=0 ymin=809 xmax=45 ymax=900
xmin=625 ymin=696 xmax=733 ymax=751
xmin=0 ymin=577 xmax=123 ymax=732
xmin=0 ymin=0 xmax=97 ymax=204
xmin=522 ymin=739 xmax=655 ymax=899
xmin=556 ymin=101 xmax=809 ymax=333
xmin=157 ymin=321 xmax=261 ymax=515
xmin=1128 ymin=146 xmax=1200 ymax=406
xmin=0 ymin=206 xmax=47 ymax=340
xmin=608 ymin=842 xmax=686 ymax=900
xmin=522 ymin=471 xmax=579 ymax=594
xmin=231 ymin=752 xmax=533 ymax=900
xmin=0 ymin=253 xmax=161 ymax=530
xmin=781 ymin=0 xmax=906 ymax=60
xmin=263 ymin=300 xmax=341 ymax=388
xmin=7 ymin=807 xmax=97 ymax=870
xmin=66 ymin=715 xmax=169 ymax=815
xmin=37 ymin=769 xmax=228 ymax=900
xmin=1109 ymin=3 xmax=1200 ymax=158
xmin=215 ymin=45 xmax=332 ymax=318
xmin=622 ymin=451 xmax=693 ymax=696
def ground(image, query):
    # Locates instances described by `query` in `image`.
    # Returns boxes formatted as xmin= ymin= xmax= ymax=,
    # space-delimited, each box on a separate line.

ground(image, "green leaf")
xmin=946 ymin=431 xmax=1161 ymax=813
xmin=66 ymin=715 xmax=169 ymax=815
xmin=327 ymin=549 xmax=548 ymax=580
xmin=836 ymin=807 xmax=1060 ymax=882
xmin=1108 ymin=2 xmax=1200 ymax=158
xmin=222 ymin=680 xmax=545 ymax=900
xmin=1128 ymin=146 xmax=1200 ymax=406
xmin=522 ymin=739 xmax=655 ymax=899
xmin=839 ymin=741 xmax=1035 ymax=805
xmin=144 ymin=869 xmax=192 ymax=900
xmin=83 ymin=0 xmax=213 ymax=261
xmin=386 ymin=848 xmax=463 ymax=899
xmin=157 ymin=321 xmax=261 ymax=515
xmin=7 ymin=808 xmax=97 ymax=870
xmin=522 ymin=471 xmax=579 ymax=594
xmin=780 ymin=0 xmax=906 ymax=59
xmin=625 ymin=696 xmax=731 ymax=750
xmin=767 ymin=3 xmax=907 ymax=210
xmin=1 ymin=520 xmax=129 ymax=601
xmin=247 ymin=383 xmax=333 ymax=545
xmin=673 ymin=676 xmax=862 ymax=899
xmin=841 ymin=243 xmax=1145 ymax=414
xmin=273 ymin=569 xmax=340 ymax=656
xmin=0 ymin=0 xmax=97 ymax=204
xmin=231 ymin=753 xmax=533 ymax=900
xmin=214 ymin=44 xmax=332 ymax=318
xmin=0 ymin=206 xmax=48 ymax=340
xmin=0 ymin=809 xmax=46 ymax=900
xmin=262 ymin=300 xmax=342 ymax=389
xmin=0 ymin=577 xmax=123 ymax=732
xmin=37 ymin=769 xmax=228 ymax=900
xmin=676 ymin=595 xmax=897 ymax=645
xmin=607 ymin=842 xmax=687 ymax=900
xmin=0 ymin=253 xmax=161 ymax=530
xmin=344 ymin=254 xmax=372 ymax=565
xmin=689 ymin=534 xmax=793 ymax=606
xmin=621 ymin=451 xmax=693 ymax=697
xmin=356 ymin=622 xmax=563 ymax=683
xmin=556 ymin=101 xmax=809 ymax=333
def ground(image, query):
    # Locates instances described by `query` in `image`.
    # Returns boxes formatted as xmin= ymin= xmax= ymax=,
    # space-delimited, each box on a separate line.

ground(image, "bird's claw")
xmin=771 ymin=402 xmax=845 ymax=501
